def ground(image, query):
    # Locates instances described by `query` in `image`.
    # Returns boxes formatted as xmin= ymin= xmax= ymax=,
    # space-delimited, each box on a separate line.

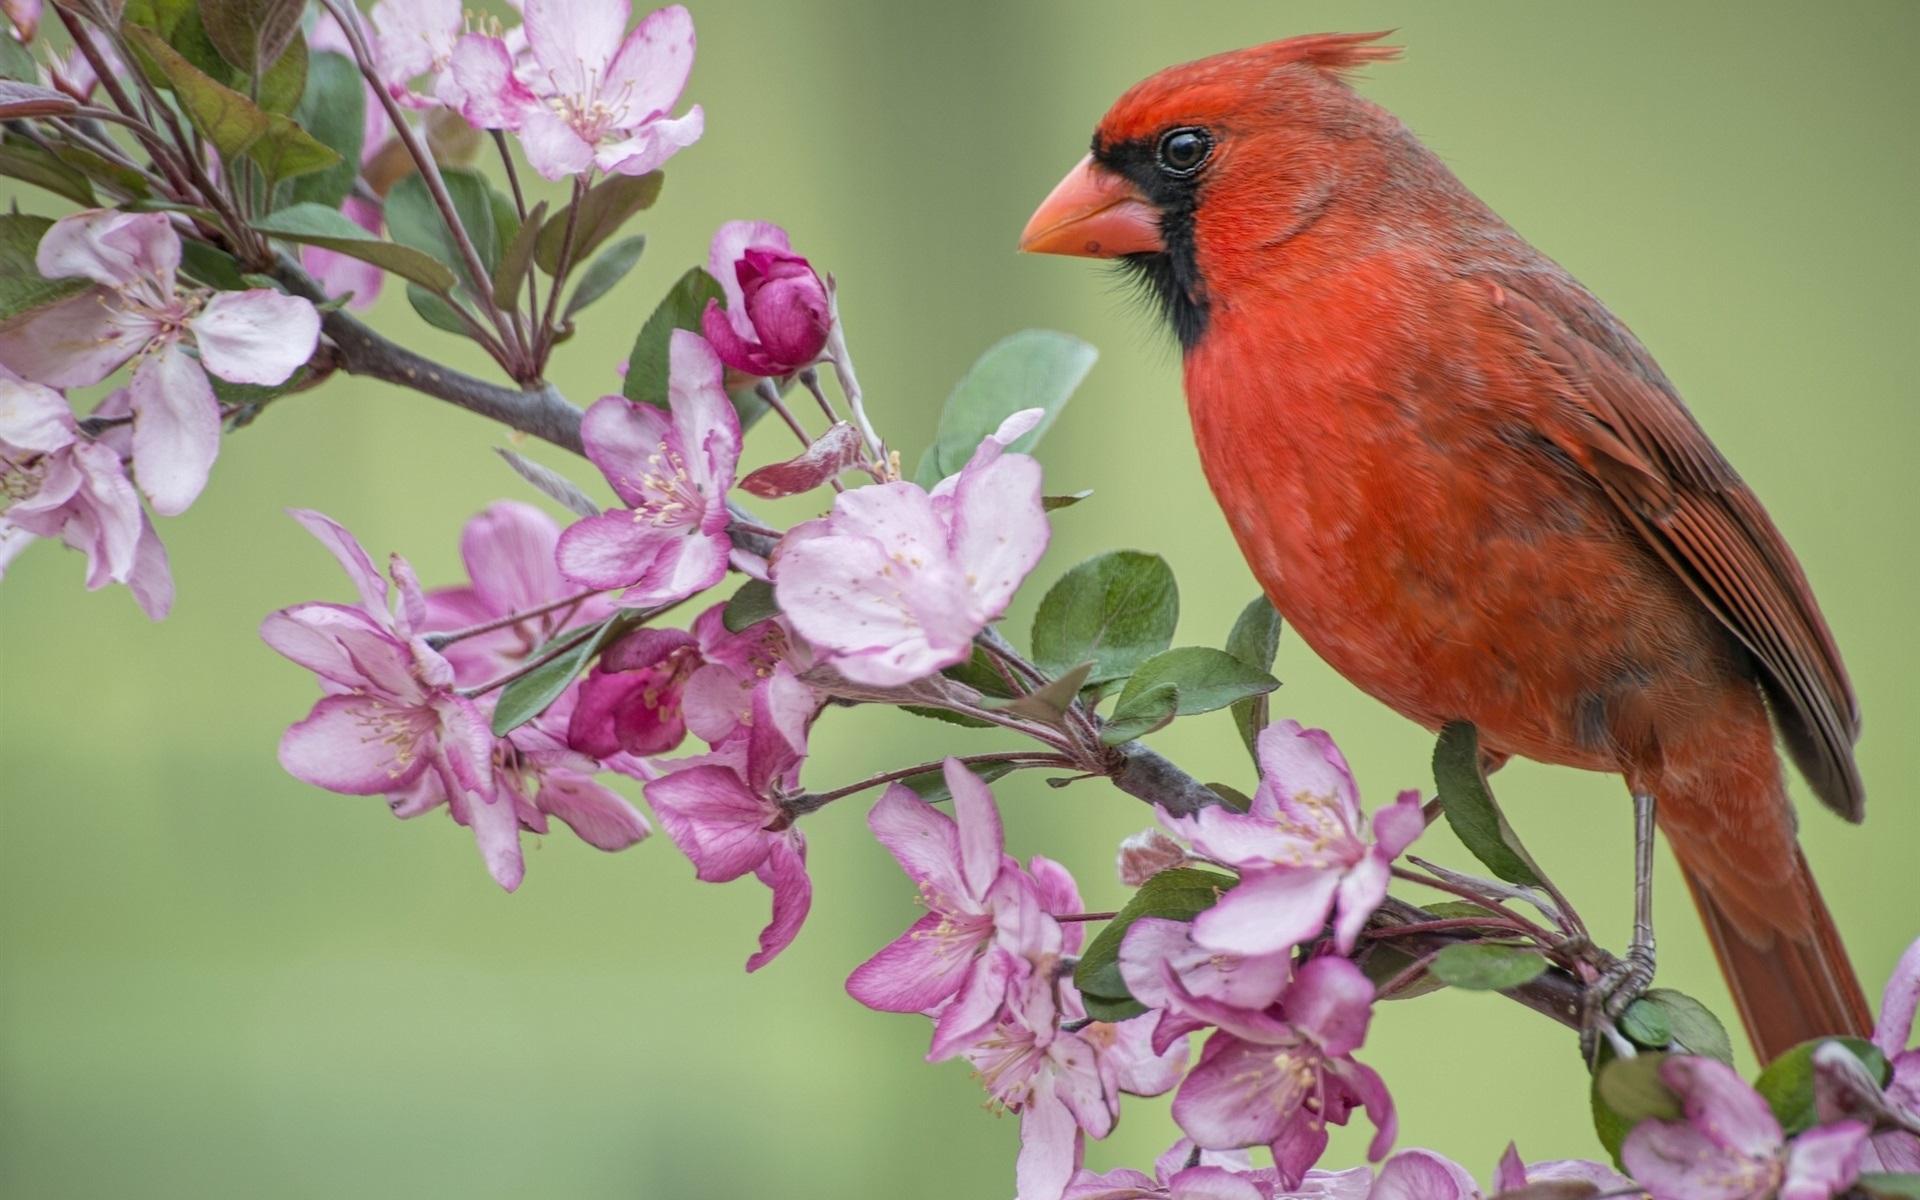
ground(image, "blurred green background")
xmin=3 ymin=2 xmax=1916 ymax=1196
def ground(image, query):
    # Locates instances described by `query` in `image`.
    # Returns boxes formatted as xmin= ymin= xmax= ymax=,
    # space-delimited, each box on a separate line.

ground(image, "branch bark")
xmin=276 ymin=255 xmax=1588 ymax=1035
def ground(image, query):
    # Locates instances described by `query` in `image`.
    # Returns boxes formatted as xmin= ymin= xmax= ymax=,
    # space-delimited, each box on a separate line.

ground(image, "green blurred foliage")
xmin=3 ymin=1 xmax=1916 ymax=1196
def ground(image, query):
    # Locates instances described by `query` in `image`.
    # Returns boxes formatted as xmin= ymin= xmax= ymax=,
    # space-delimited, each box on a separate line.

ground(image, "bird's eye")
xmin=1155 ymin=127 xmax=1213 ymax=178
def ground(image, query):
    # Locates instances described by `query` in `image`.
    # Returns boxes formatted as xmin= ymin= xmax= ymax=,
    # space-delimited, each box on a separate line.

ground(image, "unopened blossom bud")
xmin=700 ymin=221 xmax=832 ymax=377
xmin=1116 ymin=828 xmax=1186 ymax=886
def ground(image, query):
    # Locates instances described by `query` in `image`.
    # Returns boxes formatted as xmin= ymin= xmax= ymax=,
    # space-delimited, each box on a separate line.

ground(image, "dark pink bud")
xmin=737 ymin=249 xmax=831 ymax=369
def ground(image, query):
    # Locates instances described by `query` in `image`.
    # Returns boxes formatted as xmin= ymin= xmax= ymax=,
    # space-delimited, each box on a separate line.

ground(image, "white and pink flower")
xmin=773 ymin=409 xmax=1050 ymax=687
xmin=0 ymin=210 xmax=318 ymax=515
xmin=444 ymin=0 xmax=702 ymax=180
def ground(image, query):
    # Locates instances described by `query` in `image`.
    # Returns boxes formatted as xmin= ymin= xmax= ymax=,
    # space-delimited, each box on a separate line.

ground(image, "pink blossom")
xmin=1063 ymin=1142 xmax=1338 ymax=1200
xmin=1490 ymin=1142 xmax=1640 ymax=1196
xmin=263 ymin=511 xmax=496 ymax=868
xmin=848 ymin=759 xmax=1080 ymax=1060
xmin=444 ymin=0 xmax=702 ymax=181
xmin=368 ymin=0 xmax=462 ymax=107
xmin=1162 ymin=721 xmax=1424 ymax=960
xmin=1118 ymin=917 xmax=1292 ymax=1055
xmin=568 ymin=602 xmax=794 ymax=758
xmin=699 ymin=222 xmax=831 ymax=377
xmin=0 ymin=375 xmax=171 ymax=617
xmin=1366 ymin=1150 xmax=1478 ymax=1200
xmin=773 ymin=409 xmax=1050 ymax=686
xmin=420 ymin=500 xmax=612 ymax=685
xmin=1166 ymin=956 xmax=1395 ymax=1184
xmin=558 ymin=331 xmax=738 ymax=607
xmin=965 ymin=965 xmax=1186 ymax=1200
xmin=644 ymin=668 xmax=816 ymax=970
xmin=1621 ymin=1055 xmax=1868 ymax=1200
xmin=0 ymin=211 xmax=318 ymax=515
xmin=414 ymin=501 xmax=645 ymax=887
xmin=1861 ymin=936 xmax=1920 ymax=1171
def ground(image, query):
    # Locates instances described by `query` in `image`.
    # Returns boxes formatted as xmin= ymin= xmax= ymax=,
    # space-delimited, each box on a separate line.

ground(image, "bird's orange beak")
xmin=1018 ymin=155 xmax=1161 ymax=258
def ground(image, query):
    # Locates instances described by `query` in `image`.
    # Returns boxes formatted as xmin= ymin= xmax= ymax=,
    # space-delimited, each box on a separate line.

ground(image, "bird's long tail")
xmin=1654 ymin=717 xmax=1872 ymax=1064
xmin=1679 ymin=849 xmax=1871 ymax=1063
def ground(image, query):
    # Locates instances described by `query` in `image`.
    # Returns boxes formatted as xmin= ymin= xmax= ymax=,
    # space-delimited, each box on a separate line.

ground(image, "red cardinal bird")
xmin=1021 ymin=32 xmax=1869 ymax=1062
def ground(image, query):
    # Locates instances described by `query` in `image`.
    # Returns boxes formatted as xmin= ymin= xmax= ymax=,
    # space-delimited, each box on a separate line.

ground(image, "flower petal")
xmin=601 ymin=3 xmax=694 ymax=123
xmin=460 ymin=500 xmax=568 ymax=616
xmin=1366 ymin=1150 xmax=1478 ymax=1200
xmin=439 ymin=33 xmax=535 ymax=129
xmin=555 ymin=509 xmax=666 ymax=589
xmin=129 ymin=341 xmax=219 ymax=516
xmin=190 ymin=290 xmax=319 ymax=385
xmin=845 ymin=911 xmax=980 ymax=1013
xmin=746 ymin=834 xmax=810 ymax=971
xmin=950 ymin=450 xmax=1049 ymax=623
xmin=517 ymin=106 xmax=596 ymax=180
xmin=1016 ymin=1082 xmax=1085 ymax=1200
xmin=1661 ymin=1055 xmax=1784 ymax=1158
xmin=592 ymin=105 xmax=704 ymax=176
xmin=1285 ymin=956 xmax=1375 ymax=1057
xmin=867 ymin=782 xmax=965 ymax=895
xmin=278 ymin=693 xmax=430 ymax=794
xmin=0 ymin=289 xmax=147 ymax=388
xmin=1622 ymin=1118 xmax=1771 ymax=1200
xmin=523 ymin=0 xmax=627 ymax=97
xmin=37 ymin=209 xmax=178 ymax=288
xmin=287 ymin=508 xmax=391 ymax=619
xmin=535 ymin=771 xmax=651 ymax=850
xmin=644 ymin=763 xmax=774 ymax=882
xmin=945 ymin=757 xmax=1006 ymax=902
xmin=1190 ymin=867 xmax=1341 ymax=958
xmin=1171 ymin=1033 xmax=1292 ymax=1150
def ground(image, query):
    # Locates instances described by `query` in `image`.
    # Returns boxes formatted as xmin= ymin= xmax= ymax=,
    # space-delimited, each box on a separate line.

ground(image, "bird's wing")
xmin=1476 ymin=267 xmax=1863 ymax=820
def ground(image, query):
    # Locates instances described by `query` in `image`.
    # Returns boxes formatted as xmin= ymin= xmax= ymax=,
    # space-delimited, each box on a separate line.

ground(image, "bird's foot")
xmin=1593 ymin=942 xmax=1657 ymax=1021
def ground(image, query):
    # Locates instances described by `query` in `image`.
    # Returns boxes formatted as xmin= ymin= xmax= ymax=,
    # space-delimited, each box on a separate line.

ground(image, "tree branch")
xmin=274 ymin=256 xmax=1588 ymax=1035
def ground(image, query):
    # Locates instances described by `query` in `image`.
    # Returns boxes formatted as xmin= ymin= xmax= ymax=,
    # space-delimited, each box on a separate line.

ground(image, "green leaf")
xmin=622 ymin=266 xmax=725 ymax=408
xmin=252 ymin=31 xmax=307 ymax=116
xmin=565 ymin=235 xmax=647 ymax=319
xmin=1225 ymin=596 xmax=1282 ymax=761
xmin=722 ymin=579 xmax=780 ymax=633
xmin=1857 ymin=1175 xmax=1920 ymax=1200
xmin=998 ymin=662 xmax=1093 ymax=727
xmin=198 ymin=0 xmax=304 ymax=80
xmin=0 ymin=33 xmax=36 ymax=82
xmin=1361 ymin=942 xmax=1449 ymax=1002
xmin=178 ymin=240 xmax=248 ymax=290
xmin=251 ymin=204 xmax=458 ymax=293
xmin=495 ymin=448 xmax=600 ymax=519
xmin=0 ymin=141 xmax=97 ymax=207
xmin=0 ymin=215 xmax=87 ymax=324
xmin=386 ymin=167 xmax=501 ymax=292
xmin=1754 ymin=1036 xmax=1890 ymax=1136
xmin=491 ymin=619 xmax=617 ymax=737
xmin=1101 ymin=682 xmax=1180 ymax=744
xmin=1433 ymin=721 xmax=1548 ymax=887
xmin=1043 ymin=490 xmax=1093 ymax=511
xmin=1592 ymin=1050 xmax=1680 ymax=1163
xmin=1115 ymin=646 xmax=1276 ymax=718
xmin=287 ymin=50 xmax=366 ymax=209
xmin=1427 ymin=943 xmax=1547 ymax=991
xmin=1206 ymin=782 xmax=1253 ymax=810
xmin=901 ymin=705 xmax=995 ymax=730
xmin=1637 ymin=988 xmax=1734 ymax=1063
xmin=912 ymin=329 xmax=1096 ymax=486
xmin=1031 ymin=550 xmax=1178 ymax=684
xmin=407 ymin=284 xmax=475 ymax=337
xmin=123 ymin=25 xmax=336 ymax=186
xmin=492 ymin=199 xmax=549 ymax=312
xmin=900 ymin=760 xmax=1016 ymax=804
xmin=942 ymin=645 xmax=1019 ymax=700
xmin=1619 ymin=999 xmax=1672 ymax=1050
xmin=536 ymin=171 xmax=664 ymax=274
xmin=1074 ymin=867 xmax=1236 ymax=1012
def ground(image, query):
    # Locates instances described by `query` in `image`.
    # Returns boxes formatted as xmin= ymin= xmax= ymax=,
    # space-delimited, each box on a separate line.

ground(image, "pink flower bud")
xmin=700 ymin=221 xmax=834 ymax=377
xmin=1116 ymin=828 xmax=1186 ymax=886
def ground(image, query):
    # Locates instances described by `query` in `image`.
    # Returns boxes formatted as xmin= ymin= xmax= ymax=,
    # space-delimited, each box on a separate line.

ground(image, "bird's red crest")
xmin=1095 ymin=32 xmax=1401 ymax=146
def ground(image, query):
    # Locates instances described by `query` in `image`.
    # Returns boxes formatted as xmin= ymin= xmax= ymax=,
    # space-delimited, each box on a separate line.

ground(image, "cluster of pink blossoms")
xmin=838 ymin=723 xmax=1426 ymax=1199
xmin=0 ymin=210 xmax=319 ymax=614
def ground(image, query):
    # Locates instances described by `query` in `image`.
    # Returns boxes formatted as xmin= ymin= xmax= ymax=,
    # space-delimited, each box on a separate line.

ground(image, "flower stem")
xmin=1388 ymin=865 xmax=1558 ymax=945
xmin=821 ymin=279 xmax=885 ymax=464
xmin=790 ymin=751 xmax=1075 ymax=812
xmin=423 ymin=588 xmax=605 ymax=650
xmin=754 ymin=378 xmax=814 ymax=448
